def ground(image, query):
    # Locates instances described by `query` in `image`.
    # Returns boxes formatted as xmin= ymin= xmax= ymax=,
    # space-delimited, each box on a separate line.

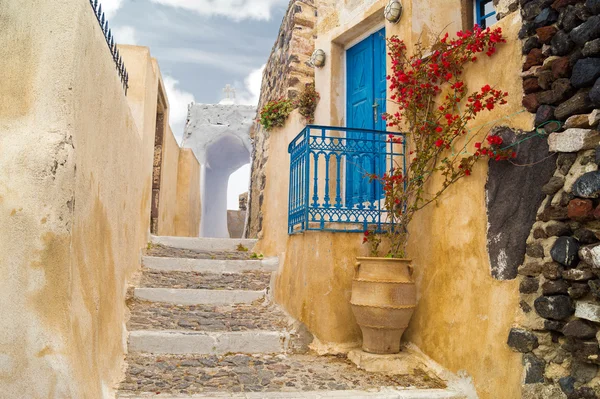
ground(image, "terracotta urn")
xmin=350 ymin=257 xmax=416 ymax=354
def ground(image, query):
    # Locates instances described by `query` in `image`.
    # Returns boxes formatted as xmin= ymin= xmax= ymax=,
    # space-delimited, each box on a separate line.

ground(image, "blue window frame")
xmin=475 ymin=0 xmax=497 ymax=28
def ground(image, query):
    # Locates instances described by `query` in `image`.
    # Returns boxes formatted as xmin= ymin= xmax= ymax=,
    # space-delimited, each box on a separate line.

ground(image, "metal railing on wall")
xmin=288 ymin=125 xmax=406 ymax=234
xmin=89 ymin=0 xmax=129 ymax=95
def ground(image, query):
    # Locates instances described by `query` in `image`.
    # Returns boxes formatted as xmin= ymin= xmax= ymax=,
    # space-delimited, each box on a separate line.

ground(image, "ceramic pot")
xmin=350 ymin=257 xmax=416 ymax=354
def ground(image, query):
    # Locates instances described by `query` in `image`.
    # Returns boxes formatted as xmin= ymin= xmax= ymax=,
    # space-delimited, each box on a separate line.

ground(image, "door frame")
xmin=343 ymin=24 xmax=386 ymax=207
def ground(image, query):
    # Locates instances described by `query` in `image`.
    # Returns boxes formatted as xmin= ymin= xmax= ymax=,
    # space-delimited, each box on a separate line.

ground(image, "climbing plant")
xmin=364 ymin=25 xmax=514 ymax=258
xmin=259 ymin=98 xmax=295 ymax=131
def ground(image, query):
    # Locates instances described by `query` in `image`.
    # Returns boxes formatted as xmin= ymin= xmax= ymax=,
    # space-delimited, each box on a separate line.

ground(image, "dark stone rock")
xmin=555 ymin=89 xmax=595 ymax=120
xmin=559 ymin=376 xmax=576 ymax=395
xmin=568 ymin=198 xmax=594 ymax=219
xmin=564 ymin=319 xmax=598 ymax=339
xmin=539 ymin=204 xmax=570 ymax=221
xmin=534 ymin=226 xmax=549 ymax=238
xmin=519 ymin=261 xmax=544 ymax=276
xmin=526 ymin=243 xmax=546 ymax=258
xmin=524 ymin=78 xmax=542 ymax=94
xmin=583 ymin=39 xmax=600 ymax=57
xmin=588 ymin=0 xmax=600 ymax=14
xmin=535 ymin=105 xmax=556 ymax=127
xmin=538 ymin=70 xmax=556 ymax=90
xmin=523 ymin=0 xmax=556 ymax=20
xmin=552 ymin=56 xmax=572 ymax=79
xmin=523 ymin=36 xmax=542 ymax=55
xmin=507 ymin=328 xmax=540 ymax=352
xmin=545 ymin=222 xmax=571 ymax=237
xmin=521 ymin=299 xmax=533 ymax=312
xmin=552 ymin=30 xmax=576 ymax=56
xmin=572 ymin=361 xmax=598 ymax=383
xmin=571 ymin=340 xmax=600 ymax=364
xmin=534 ymin=295 xmax=575 ymax=319
xmin=590 ymin=77 xmax=600 ymax=105
xmin=564 ymin=267 xmax=596 ymax=280
xmin=523 ymin=93 xmax=541 ymax=112
xmin=554 ymin=189 xmax=574 ymax=207
xmin=521 ymin=277 xmax=541 ymax=293
xmin=543 ymin=279 xmax=570 ymax=294
xmin=572 ymin=58 xmax=600 ymax=88
xmin=573 ymin=228 xmax=599 ymax=244
xmin=524 ymin=48 xmax=546 ymax=71
xmin=543 ymin=261 xmax=565 ymax=279
xmin=560 ymin=4 xmax=591 ymax=32
xmin=552 ymin=0 xmax=579 ymax=8
xmin=573 ymin=171 xmax=600 ymax=197
xmin=569 ymin=282 xmax=591 ymax=297
xmin=523 ymin=354 xmax=546 ymax=384
xmin=570 ymin=15 xmax=600 ymax=45
xmin=520 ymin=21 xmax=539 ymax=39
xmin=558 ymin=153 xmax=578 ymax=174
xmin=538 ymin=26 xmax=559 ymax=43
xmin=486 ymin=128 xmax=557 ymax=280
xmin=596 ymin=146 xmax=600 ymax=165
xmin=536 ymin=7 xmax=561 ymax=26
xmin=551 ymin=236 xmax=581 ymax=266
xmin=588 ymin=279 xmax=600 ymax=297
xmin=545 ymin=319 xmax=567 ymax=330
xmin=542 ymin=176 xmax=565 ymax=195
xmin=538 ymin=79 xmax=574 ymax=105
xmin=572 ymin=387 xmax=598 ymax=398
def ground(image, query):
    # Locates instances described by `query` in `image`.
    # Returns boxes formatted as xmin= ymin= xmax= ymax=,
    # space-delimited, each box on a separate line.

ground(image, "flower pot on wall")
xmin=350 ymin=257 xmax=416 ymax=354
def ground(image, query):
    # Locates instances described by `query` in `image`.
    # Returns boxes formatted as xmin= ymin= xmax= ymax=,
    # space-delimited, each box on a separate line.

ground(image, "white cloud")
xmin=236 ymin=64 xmax=265 ymax=106
xmin=163 ymin=76 xmax=196 ymax=142
xmin=101 ymin=0 xmax=125 ymax=18
xmin=150 ymin=0 xmax=287 ymax=21
xmin=113 ymin=26 xmax=138 ymax=45
xmin=228 ymin=164 xmax=251 ymax=210
xmin=160 ymin=48 xmax=259 ymax=74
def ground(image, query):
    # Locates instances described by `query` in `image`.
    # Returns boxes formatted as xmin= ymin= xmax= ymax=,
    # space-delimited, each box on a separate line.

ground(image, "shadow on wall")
xmin=202 ymin=134 xmax=250 ymax=238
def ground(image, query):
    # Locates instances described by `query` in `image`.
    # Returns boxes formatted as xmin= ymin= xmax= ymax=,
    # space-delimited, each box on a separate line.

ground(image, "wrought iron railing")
xmin=88 ymin=0 xmax=129 ymax=95
xmin=288 ymin=125 xmax=406 ymax=234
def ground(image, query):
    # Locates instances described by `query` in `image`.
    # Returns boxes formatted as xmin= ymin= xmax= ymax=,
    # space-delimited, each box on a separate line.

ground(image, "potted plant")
xmin=351 ymin=25 xmax=514 ymax=354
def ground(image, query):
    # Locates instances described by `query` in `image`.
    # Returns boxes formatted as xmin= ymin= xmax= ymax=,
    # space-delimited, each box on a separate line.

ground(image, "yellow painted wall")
xmin=0 ymin=1 xmax=198 ymax=396
xmin=258 ymin=1 xmax=530 ymax=397
xmin=175 ymin=149 xmax=201 ymax=237
xmin=157 ymin=127 xmax=181 ymax=236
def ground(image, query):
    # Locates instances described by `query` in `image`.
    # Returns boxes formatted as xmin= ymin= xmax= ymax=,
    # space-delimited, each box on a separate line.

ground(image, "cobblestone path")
xmin=118 ymin=237 xmax=460 ymax=398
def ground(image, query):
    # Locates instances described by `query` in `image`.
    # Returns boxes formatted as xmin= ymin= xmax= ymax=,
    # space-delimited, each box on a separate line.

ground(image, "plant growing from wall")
xmin=295 ymin=83 xmax=320 ymax=123
xmin=365 ymin=25 xmax=514 ymax=258
xmin=259 ymin=98 xmax=295 ymax=131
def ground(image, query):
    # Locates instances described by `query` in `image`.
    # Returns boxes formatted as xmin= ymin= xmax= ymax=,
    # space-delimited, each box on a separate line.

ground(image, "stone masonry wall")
xmin=246 ymin=0 xmax=316 ymax=238
xmin=508 ymin=0 xmax=600 ymax=397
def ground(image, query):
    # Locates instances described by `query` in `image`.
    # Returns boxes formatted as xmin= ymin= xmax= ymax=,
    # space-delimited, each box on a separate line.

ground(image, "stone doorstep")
xmin=143 ymin=257 xmax=279 ymax=273
xmin=134 ymin=288 xmax=266 ymax=306
xmin=151 ymin=236 xmax=258 ymax=252
xmin=116 ymin=389 xmax=467 ymax=398
xmin=128 ymin=330 xmax=291 ymax=355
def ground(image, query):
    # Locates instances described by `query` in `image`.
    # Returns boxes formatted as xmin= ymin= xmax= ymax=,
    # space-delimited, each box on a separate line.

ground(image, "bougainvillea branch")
xmin=365 ymin=25 xmax=513 ymax=258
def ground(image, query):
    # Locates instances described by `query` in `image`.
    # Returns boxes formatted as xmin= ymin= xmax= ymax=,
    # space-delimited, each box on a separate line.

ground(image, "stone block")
xmin=579 ymin=243 xmax=600 ymax=267
xmin=589 ymin=109 xmax=600 ymax=127
xmin=523 ymin=93 xmax=541 ymax=112
xmin=591 ymin=78 xmax=600 ymax=106
xmin=573 ymin=170 xmax=600 ymax=197
xmin=583 ymin=39 xmax=600 ymax=57
xmin=555 ymin=90 xmax=595 ymax=120
xmin=543 ymin=279 xmax=569 ymax=294
xmin=563 ymin=319 xmax=597 ymax=339
xmin=568 ymin=198 xmax=594 ymax=219
xmin=524 ymin=78 xmax=542 ymax=94
xmin=575 ymin=301 xmax=600 ymax=322
xmin=565 ymin=114 xmax=592 ymax=129
xmin=543 ymin=261 xmax=565 ymax=279
xmin=570 ymin=15 xmax=600 ymax=46
xmin=508 ymin=328 xmax=540 ymax=352
xmin=550 ymin=236 xmax=581 ymax=266
xmin=548 ymin=129 xmax=600 ymax=152
xmin=563 ymin=268 xmax=595 ymax=280
xmin=523 ymin=353 xmax=546 ymax=384
xmin=552 ymin=30 xmax=575 ymax=56
xmin=543 ymin=176 xmax=565 ymax=195
xmin=525 ymin=48 xmax=546 ymax=71
xmin=571 ymin=58 xmax=600 ymax=88
xmin=535 ymin=295 xmax=575 ymax=319
xmin=538 ymin=26 xmax=559 ymax=43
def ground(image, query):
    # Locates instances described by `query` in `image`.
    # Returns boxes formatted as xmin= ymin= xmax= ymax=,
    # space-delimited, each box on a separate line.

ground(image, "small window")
xmin=475 ymin=0 xmax=497 ymax=28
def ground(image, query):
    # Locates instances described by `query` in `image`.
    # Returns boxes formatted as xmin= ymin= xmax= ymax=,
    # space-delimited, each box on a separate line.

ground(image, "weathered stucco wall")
xmin=0 ymin=1 xmax=198 ymax=396
xmin=257 ymin=0 xmax=531 ymax=397
xmin=157 ymin=127 xmax=181 ymax=236
xmin=246 ymin=0 xmax=317 ymax=238
xmin=175 ymin=149 xmax=201 ymax=237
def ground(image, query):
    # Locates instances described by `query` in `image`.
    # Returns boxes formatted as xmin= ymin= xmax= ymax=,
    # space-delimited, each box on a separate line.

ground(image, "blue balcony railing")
xmin=288 ymin=125 xmax=406 ymax=234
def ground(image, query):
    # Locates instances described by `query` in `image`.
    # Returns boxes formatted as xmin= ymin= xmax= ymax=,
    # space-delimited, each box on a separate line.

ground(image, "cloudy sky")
xmin=104 ymin=0 xmax=287 ymax=209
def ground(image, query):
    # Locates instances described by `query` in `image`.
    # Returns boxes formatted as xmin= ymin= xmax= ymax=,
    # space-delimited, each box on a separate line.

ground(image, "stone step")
xmin=140 ymin=269 xmax=272 ymax=290
xmin=133 ymin=288 xmax=265 ymax=306
xmin=143 ymin=256 xmax=279 ymax=273
xmin=151 ymin=236 xmax=258 ymax=252
xmin=117 ymin=353 xmax=461 ymax=398
xmin=127 ymin=299 xmax=289 ymax=332
xmin=128 ymin=330 xmax=291 ymax=355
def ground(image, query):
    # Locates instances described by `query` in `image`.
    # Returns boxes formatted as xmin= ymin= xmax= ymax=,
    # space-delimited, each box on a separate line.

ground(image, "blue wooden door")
xmin=346 ymin=28 xmax=386 ymax=207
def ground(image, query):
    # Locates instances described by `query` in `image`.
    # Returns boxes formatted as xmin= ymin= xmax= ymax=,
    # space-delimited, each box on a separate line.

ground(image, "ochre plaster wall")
xmin=157 ymin=127 xmax=181 ymax=236
xmin=175 ymin=149 xmax=201 ymax=237
xmin=258 ymin=1 xmax=529 ymax=397
xmin=0 ymin=1 xmax=193 ymax=396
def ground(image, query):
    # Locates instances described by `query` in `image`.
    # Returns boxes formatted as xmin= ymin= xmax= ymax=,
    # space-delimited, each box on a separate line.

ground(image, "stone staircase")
xmin=117 ymin=236 xmax=467 ymax=399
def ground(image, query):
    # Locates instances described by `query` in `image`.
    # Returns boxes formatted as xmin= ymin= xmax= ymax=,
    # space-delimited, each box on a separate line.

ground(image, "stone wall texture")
xmin=511 ymin=1 xmax=600 ymax=397
xmin=246 ymin=0 xmax=317 ymax=238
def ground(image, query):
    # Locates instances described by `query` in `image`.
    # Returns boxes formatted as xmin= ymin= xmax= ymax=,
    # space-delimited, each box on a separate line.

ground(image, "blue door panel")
xmin=346 ymin=28 xmax=386 ymax=208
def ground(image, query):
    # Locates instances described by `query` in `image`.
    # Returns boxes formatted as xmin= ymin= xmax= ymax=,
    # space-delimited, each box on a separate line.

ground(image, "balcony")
xmin=288 ymin=125 xmax=406 ymax=234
